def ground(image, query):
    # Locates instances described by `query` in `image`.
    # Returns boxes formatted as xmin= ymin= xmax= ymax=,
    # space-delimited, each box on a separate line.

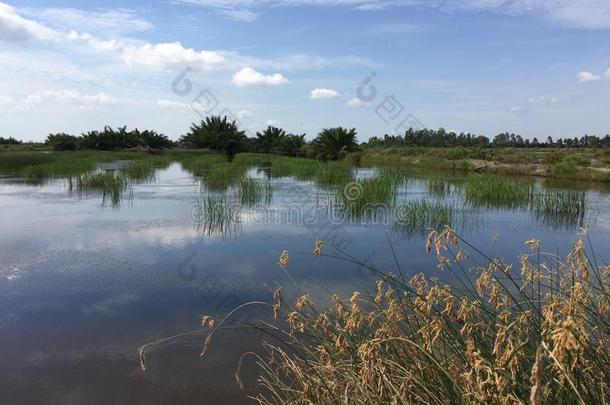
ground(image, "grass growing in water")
xmin=393 ymin=199 xmax=454 ymax=237
xmin=68 ymin=172 xmax=130 ymax=206
xmin=463 ymin=175 xmax=533 ymax=209
xmin=237 ymin=178 xmax=273 ymax=206
xmin=337 ymin=174 xmax=396 ymax=218
xmin=531 ymin=190 xmax=587 ymax=229
xmin=190 ymin=194 xmax=241 ymax=237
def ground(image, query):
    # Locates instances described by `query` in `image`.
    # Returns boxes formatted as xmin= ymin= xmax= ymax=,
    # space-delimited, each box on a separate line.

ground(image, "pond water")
xmin=1 ymin=159 xmax=609 ymax=404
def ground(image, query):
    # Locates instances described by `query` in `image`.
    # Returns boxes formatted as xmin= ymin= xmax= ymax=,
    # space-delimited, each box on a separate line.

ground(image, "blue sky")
xmin=1 ymin=0 xmax=609 ymax=142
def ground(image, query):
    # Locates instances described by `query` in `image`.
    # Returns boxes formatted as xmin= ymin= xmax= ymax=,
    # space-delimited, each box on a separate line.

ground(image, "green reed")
xmin=463 ymin=175 xmax=534 ymax=209
xmin=393 ymin=199 xmax=455 ymax=237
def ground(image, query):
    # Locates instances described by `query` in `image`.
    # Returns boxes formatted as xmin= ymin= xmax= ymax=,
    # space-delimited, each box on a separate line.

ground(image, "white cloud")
xmin=577 ymin=71 xmax=601 ymax=83
xmin=232 ymin=67 xmax=289 ymax=87
xmin=0 ymin=2 xmax=55 ymax=42
xmin=528 ymin=96 xmax=559 ymax=105
xmin=175 ymin=0 xmax=610 ymax=29
xmin=266 ymin=119 xmax=282 ymax=127
xmin=122 ymin=42 xmax=225 ymax=70
xmin=157 ymin=99 xmax=191 ymax=109
xmin=0 ymin=94 xmax=12 ymax=105
xmin=25 ymin=90 xmax=117 ymax=108
xmin=238 ymin=110 xmax=254 ymax=119
xmin=310 ymin=88 xmax=340 ymax=99
xmin=605 ymin=68 xmax=610 ymax=80
xmin=510 ymin=106 xmax=523 ymax=113
xmin=347 ymin=97 xmax=370 ymax=107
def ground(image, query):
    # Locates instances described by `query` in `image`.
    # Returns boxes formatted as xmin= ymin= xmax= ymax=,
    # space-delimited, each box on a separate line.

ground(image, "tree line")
xmin=44 ymin=116 xmax=359 ymax=160
xmin=0 ymin=136 xmax=22 ymax=145
xmin=41 ymin=119 xmax=610 ymax=159
xmin=363 ymin=128 xmax=610 ymax=149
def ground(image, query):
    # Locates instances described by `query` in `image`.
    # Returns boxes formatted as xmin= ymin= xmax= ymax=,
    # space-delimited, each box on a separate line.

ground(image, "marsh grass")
xmin=426 ymin=175 xmax=452 ymax=197
xmin=337 ymin=174 xmax=396 ymax=218
xmin=237 ymin=178 xmax=273 ymax=206
xmin=531 ymin=190 xmax=587 ymax=229
xmin=68 ymin=172 xmax=130 ymax=206
xmin=191 ymin=194 xmax=241 ymax=237
xmin=121 ymin=158 xmax=170 ymax=183
xmin=463 ymin=175 xmax=534 ymax=209
xmin=393 ymin=199 xmax=454 ymax=237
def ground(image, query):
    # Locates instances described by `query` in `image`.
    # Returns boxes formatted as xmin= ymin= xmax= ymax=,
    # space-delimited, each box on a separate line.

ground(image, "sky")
xmin=0 ymin=0 xmax=609 ymax=142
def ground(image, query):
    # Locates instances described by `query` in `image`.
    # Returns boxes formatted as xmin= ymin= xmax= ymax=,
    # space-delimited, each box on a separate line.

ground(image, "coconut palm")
xmin=181 ymin=116 xmax=246 ymax=154
xmin=312 ymin=127 xmax=358 ymax=160
xmin=279 ymin=134 xmax=306 ymax=157
xmin=255 ymin=126 xmax=286 ymax=154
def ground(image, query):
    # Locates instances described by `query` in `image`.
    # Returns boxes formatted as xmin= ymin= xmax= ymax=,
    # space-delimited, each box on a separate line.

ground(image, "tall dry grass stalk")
xmin=139 ymin=228 xmax=610 ymax=404
xmin=236 ymin=229 xmax=608 ymax=404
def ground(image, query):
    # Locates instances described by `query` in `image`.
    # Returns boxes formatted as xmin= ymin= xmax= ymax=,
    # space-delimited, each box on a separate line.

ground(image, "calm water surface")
xmin=1 ymin=162 xmax=609 ymax=404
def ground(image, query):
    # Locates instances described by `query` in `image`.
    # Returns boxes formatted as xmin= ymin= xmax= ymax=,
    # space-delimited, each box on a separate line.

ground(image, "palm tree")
xmin=181 ymin=116 xmax=246 ymax=154
xmin=313 ymin=127 xmax=358 ymax=160
xmin=255 ymin=126 xmax=286 ymax=154
xmin=279 ymin=134 xmax=306 ymax=157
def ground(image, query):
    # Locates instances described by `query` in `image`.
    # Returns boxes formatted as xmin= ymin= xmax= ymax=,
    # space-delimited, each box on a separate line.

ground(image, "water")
xmin=1 ymin=161 xmax=609 ymax=404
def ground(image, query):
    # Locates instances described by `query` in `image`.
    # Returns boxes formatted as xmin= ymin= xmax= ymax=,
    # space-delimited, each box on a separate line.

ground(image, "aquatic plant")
xmin=393 ymin=199 xmax=454 ymax=237
xmin=463 ymin=175 xmax=533 ymax=209
xmin=67 ymin=171 xmax=130 ymax=206
xmin=531 ymin=190 xmax=587 ymax=229
xmin=236 ymin=178 xmax=273 ymax=206
xmin=337 ymin=174 xmax=396 ymax=218
xmin=190 ymin=194 xmax=241 ymax=237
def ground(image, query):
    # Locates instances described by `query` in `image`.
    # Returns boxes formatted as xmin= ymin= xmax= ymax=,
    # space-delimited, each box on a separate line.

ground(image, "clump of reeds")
xmin=67 ymin=171 xmax=130 ymax=206
xmin=337 ymin=174 xmax=396 ymax=218
xmin=393 ymin=199 xmax=454 ymax=237
xmin=463 ymin=175 xmax=533 ymax=209
xmin=190 ymin=194 xmax=241 ymax=237
xmin=237 ymin=178 xmax=273 ymax=206
xmin=531 ymin=190 xmax=587 ymax=229
xmin=426 ymin=175 xmax=452 ymax=197
xmin=180 ymin=228 xmax=610 ymax=404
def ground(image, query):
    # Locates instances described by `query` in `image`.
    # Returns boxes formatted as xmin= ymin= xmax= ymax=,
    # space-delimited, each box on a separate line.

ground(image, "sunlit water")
xmin=1 ymin=162 xmax=609 ymax=404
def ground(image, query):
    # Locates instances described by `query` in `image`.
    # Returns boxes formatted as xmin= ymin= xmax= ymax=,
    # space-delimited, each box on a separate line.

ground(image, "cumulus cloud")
xmin=122 ymin=42 xmax=225 ymax=70
xmin=25 ymin=90 xmax=117 ymax=108
xmin=238 ymin=110 xmax=254 ymax=119
xmin=232 ymin=67 xmax=289 ymax=87
xmin=266 ymin=119 xmax=282 ymax=127
xmin=310 ymin=88 xmax=340 ymax=99
xmin=577 ymin=71 xmax=601 ymax=82
xmin=347 ymin=97 xmax=370 ymax=107
xmin=0 ymin=2 xmax=55 ymax=42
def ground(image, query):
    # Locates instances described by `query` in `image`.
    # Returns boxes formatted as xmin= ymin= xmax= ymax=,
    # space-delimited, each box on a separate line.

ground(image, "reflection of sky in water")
xmin=1 ymin=163 xmax=610 ymax=404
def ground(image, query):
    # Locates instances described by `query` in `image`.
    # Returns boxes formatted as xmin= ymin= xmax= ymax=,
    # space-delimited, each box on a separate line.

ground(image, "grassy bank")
xmin=362 ymin=147 xmax=610 ymax=182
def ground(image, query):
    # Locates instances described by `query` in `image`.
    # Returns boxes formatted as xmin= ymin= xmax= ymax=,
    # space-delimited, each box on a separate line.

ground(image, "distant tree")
xmin=313 ymin=127 xmax=358 ymax=160
xmin=133 ymin=129 xmax=173 ymax=149
xmin=46 ymin=133 xmax=78 ymax=151
xmin=279 ymin=134 xmax=306 ymax=157
xmin=255 ymin=126 xmax=286 ymax=154
xmin=0 ymin=136 xmax=22 ymax=145
xmin=181 ymin=116 xmax=246 ymax=156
